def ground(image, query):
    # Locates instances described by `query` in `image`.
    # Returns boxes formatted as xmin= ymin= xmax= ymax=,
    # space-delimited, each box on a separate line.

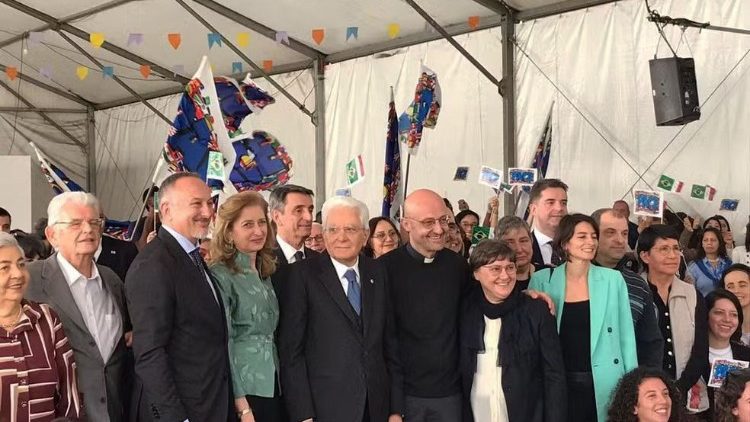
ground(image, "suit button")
xmin=607 ymin=327 xmax=612 ymax=333
xmin=614 ymin=359 xmax=619 ymax=364
xmin=100 ymin=397 xmax=106 ymax=403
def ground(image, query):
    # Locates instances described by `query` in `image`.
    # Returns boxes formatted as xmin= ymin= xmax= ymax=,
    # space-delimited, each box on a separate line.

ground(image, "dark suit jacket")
xmin=125 ymin=228 xmax=232 ymax=422
xmin=27 ymin=254 xmax=131 ymax=422
xmin=98 ymin=234 xmax=139 ymax=282
xmin=271 ymin=244 xmax=319 ymax=300
xmin=278 ymin=253 xmax=403 ymax=422
xmin=531 ymin=230 xmax=561 ymax=268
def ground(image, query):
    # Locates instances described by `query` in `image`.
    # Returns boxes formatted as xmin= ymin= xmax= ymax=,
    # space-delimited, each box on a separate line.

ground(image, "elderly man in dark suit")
xmin=279 ymin=196 xmax=404 ymax=422
xmin=27 ymin=191 xmax=132 ymax=422
xmin=126 ymin=172 xmax=232 ymax=422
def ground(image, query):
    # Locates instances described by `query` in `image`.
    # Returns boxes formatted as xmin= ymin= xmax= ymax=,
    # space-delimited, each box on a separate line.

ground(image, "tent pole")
xmin=0 ymin=78 xmax=85 ymax=149
xmin=312 ymin=58 xmax=327 ymax=210
xmin=86 ymin=107 xmax=97 ymax=194
xmin=500 ymin=12 xmax=516 ymax=216
xmin=0 ymin=107 xmax=86 ymax=114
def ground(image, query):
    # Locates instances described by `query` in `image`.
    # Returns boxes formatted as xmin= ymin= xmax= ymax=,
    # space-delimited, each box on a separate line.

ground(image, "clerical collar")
xmin=406 ymin=243 xmax=435 ymax=264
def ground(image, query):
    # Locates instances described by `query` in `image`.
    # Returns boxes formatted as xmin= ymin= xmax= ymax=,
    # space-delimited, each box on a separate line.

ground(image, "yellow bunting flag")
xmin=167 ymin=33 xmax=181 ymax=49
xmin=236 ymin=32 xmax=250 ymax=47
xmin=139 ymin=65 xmax=151 ymax=79
xmin=90 ymin=33 xmax=105 ymax=48
xmin=76 ymin=66 xmax=89 ymax=80
xmin=468 ymin=16 xmax=480 ymax=29
xmin=262 ymin=60 xmax=273 ymax=73
xmin=5 ymin=66 xmax=17 ymax=81
xmin=387 ymin=23 xmax=400 ymax=39
xmin=311 ymin=29 xmax=325 ymax=45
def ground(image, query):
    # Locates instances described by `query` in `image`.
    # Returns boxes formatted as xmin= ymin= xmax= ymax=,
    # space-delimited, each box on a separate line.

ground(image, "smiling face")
xmin=402 ymin=190 xmax=449 ymax=257
xmin=370 ymin=220 xmax=399 ymax=258
xmin=634 ymin=377 xmax=672 ymax=422
xmin=597 ymin=211 xmax=629 ymax=263
xmin=229 ymin=205 xmax=268 ymax=254
xmin=725 ymin=270 xmax=750 ymax=308
xmin=0 ymin=245 xmax=28 ymax=304
xmin=46 ymin=202 xmax=101 ymax=261
xmin=160 ymin=177 xmax=214 ymax=243
xmin=500 ymin=227 xmax=532 ymax=269
xmin=459 ymin=214 xmax=478 ymax=239
xmin=273 ymin=192 xmax=314 ymax=246
xmin=530 ymin=187 xmax=568 ymax=236
xmin=709 ymin=298 xmax=740 ymax=343
xmin=445 ymin=222 xmax=464 ymax=254
xmin=473 ymin=257 xmax=517 ymax=304
xmin=324 ymin=206 xmax=367 ymax=267
xmin=563 ymin=222 xmax=598 ymax=262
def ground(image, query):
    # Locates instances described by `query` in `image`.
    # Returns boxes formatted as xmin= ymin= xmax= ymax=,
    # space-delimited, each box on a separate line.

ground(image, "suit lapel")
xmin=587 ymin=265 xmax=608 ymax=353
xmin=315 ymin=256 xmax=361 ymax=333
xmin=274 ymin=246 xmax=289 ymax=266
xmin=547 ymin=266 xmax=567 ymax=330
xmin=40 ymin=255 xmax=91 ymax=337
xmin=531 ymin=231 xmax=544 ymax=267
xmin=358 ymin=258 xmax=376 ymax=339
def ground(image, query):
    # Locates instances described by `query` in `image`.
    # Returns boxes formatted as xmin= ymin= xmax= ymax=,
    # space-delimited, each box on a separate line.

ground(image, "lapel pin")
xmin=369 ymin=279 xmax=374 ymax=284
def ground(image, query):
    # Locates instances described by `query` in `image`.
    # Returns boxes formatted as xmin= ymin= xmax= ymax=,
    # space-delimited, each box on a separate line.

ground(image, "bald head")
xmin=404 ymin=189 xmax=446 ymax=218
xmin=402 ymin=189 xmax=449 ymax=258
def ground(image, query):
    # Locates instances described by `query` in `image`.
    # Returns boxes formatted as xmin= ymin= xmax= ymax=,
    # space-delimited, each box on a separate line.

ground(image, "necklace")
xmin=0 ymin=307 xmax=23 ymax=330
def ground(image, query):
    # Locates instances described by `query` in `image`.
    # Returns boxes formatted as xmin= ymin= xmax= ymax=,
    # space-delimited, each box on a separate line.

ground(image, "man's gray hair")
xmin=495 ymin=215 xmax=531 ymax=238
xmin=0 ymin=232 xmax=23 ymax=256
xmin=158 ymin=172 xmax=203 ymax=207
xmin=47 ymin=191 xmax=100 ymax=227
xmin=268 ymin=184 xmax=314 ymax=214
xmin=321 ymin=196 xmax=369 ymax=228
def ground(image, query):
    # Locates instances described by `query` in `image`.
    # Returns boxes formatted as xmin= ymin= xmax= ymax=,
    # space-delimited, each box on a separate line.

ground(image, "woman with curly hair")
xmin=607 ymin=367 xmax=683 ymax=422
xmin=714 ymin=368 xmax=750 ymax=422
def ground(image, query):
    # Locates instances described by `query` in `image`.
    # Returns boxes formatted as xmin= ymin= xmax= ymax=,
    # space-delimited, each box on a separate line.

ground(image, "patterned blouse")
xmin=211 ymin=253 xmax=279 ymax=398
xmin=0 ymin=300 xmax=82 ymax=422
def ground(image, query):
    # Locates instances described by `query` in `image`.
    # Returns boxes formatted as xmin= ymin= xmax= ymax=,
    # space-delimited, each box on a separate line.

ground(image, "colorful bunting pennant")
xmin=232 ymin=62 xmax=243 ymax=74
xmin=139 ymin=65 xmax=151 ymax=79
xmin=311 ymin=29 xmax=325 ymax=45
xmin=39 ymin=67 xmax=52 ymax=79
xmin=102 ymin=66 xmax=114 ymax=78
xmin=5 ymin=66 xmax=17 ymax=81
xmin=387 ymin=23 xmax=400 ymax=39
xmin=346 ymin=26 xmax=359 ymax=41
xmin=127 ymin=33 xmax=144 ymax=46
xmin=90 ymin=33 xmax=105 ymax=48
xmin=236 ymin=32 xmax=250 ymax=47
xmin=468 ymin=16 xmax=480 ymax=29
xmin=167 ymin=33 xmax=181 ymax=49
xmin=262 ymin=60 xmax=273 ymax=73
xmin=76 ymin=66 xmax=89 ymax=80
xmin=275 ymin=31 xmax=289 ymax=45
xmin=208 ymin=33 xmax=222 ymax=48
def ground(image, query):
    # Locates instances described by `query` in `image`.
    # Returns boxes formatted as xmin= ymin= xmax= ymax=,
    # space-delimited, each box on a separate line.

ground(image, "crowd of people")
xmin=0 ymin=174 xmax=749 ymax=422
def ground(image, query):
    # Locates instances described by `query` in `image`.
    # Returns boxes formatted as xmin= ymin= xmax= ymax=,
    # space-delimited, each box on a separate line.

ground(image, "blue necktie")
xmin=344 ymin=268 xmax=361 ymax=316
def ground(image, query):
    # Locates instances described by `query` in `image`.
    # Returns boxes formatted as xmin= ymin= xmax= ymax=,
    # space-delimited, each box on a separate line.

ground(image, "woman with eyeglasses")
xmin=687 ymin=227 xmax=733 ymax=297
xmin=721 ymin=265 xmax=750 ymax=345
xmin=363 ymin=217 xmax=401 ymax=258
xmin=529 ymin=213 xmax=637 ymax=422
xmin=460 ymin=239 xmax=566 ymax=422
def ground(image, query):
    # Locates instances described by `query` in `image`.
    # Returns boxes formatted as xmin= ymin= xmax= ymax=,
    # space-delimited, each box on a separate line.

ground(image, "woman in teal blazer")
xmin=529 ymin=214 xmax=637 ymax=422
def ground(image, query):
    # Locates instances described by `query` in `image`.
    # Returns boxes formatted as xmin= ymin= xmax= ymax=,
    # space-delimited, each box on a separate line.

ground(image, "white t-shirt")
xmin=709 ymin=345 xmax=733 ymax=364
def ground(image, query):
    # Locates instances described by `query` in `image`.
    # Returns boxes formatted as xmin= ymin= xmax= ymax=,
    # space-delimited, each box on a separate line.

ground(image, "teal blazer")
xmin=529 ymin=263 xmax=638 ymax=421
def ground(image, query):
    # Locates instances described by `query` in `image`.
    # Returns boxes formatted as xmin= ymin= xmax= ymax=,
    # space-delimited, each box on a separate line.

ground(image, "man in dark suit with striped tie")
xmin=126 ymin=173 xmax=232 ymax=422
xmin=269 ymin=184 xmax=317 ymax=266
xmin=279 ymin=196 xmax=404 ymax=422
xmin=528 ymin=179 xmax=569 ymax=268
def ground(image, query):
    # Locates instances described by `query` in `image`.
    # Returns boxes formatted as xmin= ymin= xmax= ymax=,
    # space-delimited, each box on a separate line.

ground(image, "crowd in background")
xmin=0 ymin=175 xmax=749 ymax=422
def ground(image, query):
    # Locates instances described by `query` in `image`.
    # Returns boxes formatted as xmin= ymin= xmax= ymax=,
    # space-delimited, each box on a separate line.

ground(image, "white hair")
xmin=0 ymin=232 xmax=24 ymax=256
xmin=321 ymin=196 xmax=369 ymax=228
xmin=47 ymin=192 xmax=101 ymax=227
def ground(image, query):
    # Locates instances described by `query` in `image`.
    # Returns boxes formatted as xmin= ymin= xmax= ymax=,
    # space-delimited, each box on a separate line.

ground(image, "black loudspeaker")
xmin=649 ymin=57 xmax=701 ymax=126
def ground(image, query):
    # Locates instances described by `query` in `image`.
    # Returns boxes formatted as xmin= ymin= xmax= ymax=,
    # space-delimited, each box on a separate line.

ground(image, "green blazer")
xmin=529 ymin=263 xmax=638 ymax=421
xmin=211 ymin=253 xmax=279 ymax=398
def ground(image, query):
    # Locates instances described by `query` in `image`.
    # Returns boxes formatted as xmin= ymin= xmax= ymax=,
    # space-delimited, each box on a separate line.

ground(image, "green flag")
xmin=472 ymin=226 xmax=491 ymax=245
xmin=658 ymin=175 xmax=683 ymax=192
xmin=691 ymin=184 xmax=706 ymax=199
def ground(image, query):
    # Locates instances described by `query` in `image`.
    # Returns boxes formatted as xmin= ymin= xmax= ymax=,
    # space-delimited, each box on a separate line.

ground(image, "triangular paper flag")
xmin=90 ymin=33 xmax=105 ymax=48
xmin=262 ymin=60 xmax=273 ymax=72
xmin=468 ymin=16 xmax=480 ymax=29
xmin=167 ymin=33 xmax=181 ymax=49
xmin=387 ymin=23 xmax=400 ymax=39
xmin=311 ymin=29 xmax=325 ymax=45
xmin=139 ymin=65 xmax=151 ymax=79
xmin=5 ymin=66 xmax=17 ymax=81
xmin=208 ymin=33 xmax=222 ymax=48
xmin=236 ymin=32 xmax=250 ymax=47
xmin=275 ymin=31 xmax=289 ymax=45
xmin=127 ymin=33 xmax=144 ymax=46
xmin=232 ymin=62 xmax=243 ymax=74
xmin=39 ymin=67 xmax=52 ymax=79
xmin=76 ymin=66 xmax=89 ymax=80
xmin=102 ymin=66 xmax=114 ymax=78
xmin=346 ymin=26 xmax=359 ymax=41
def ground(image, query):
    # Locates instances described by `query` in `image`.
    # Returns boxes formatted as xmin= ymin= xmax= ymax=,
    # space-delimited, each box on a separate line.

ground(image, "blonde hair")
xmin=209 ymin=191 xmax=277 ymax=278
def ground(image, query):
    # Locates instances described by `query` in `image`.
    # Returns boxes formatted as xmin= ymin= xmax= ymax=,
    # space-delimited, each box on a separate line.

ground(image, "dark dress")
xmin=560 ymin=300 xmax=597 ymax=422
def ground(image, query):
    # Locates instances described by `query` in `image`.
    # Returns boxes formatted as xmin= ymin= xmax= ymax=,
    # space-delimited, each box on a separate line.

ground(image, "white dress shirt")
xmin=471 ymin=317 xmax=510 ymax=422
xmin=277 ymin=234 xmax=305 ymax=263
xmin=533 ymin=229 xmax=554 ymax=265
xmin=330 ymin=257 xmax=360 ymax=295
xmin=56 ymin=253 xmax=123 ymax=362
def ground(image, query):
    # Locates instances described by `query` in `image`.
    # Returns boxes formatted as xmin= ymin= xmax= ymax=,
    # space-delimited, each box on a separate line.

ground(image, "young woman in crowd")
xmin=715 ymin=368 xmax=750 ymax=422
xmin=722 ymin=265 xmax=750 ymax=345
xmin=687 ymin=227 xmax=733 ymax=296
xmin=0 ymin=232 xmax=82 ymax=421
xmin=445 ymin=219 xmax=466 ymax=256
xmin=460 ymin=239 xmax=566 ymax=422
xmin=209 ymin=191 xmax=286 ymax=421
xmin=455 ymin=209 xmax=480 ymax=241
xmin=496 ymin=215 xmax=544 ymax=291
xmin=607 ymin=367 xmax=683 ymax=422
xmin=363 ymin=216 xmax=401 ymax=258
xmin=529 ymin=213 xmax=637 ymax=421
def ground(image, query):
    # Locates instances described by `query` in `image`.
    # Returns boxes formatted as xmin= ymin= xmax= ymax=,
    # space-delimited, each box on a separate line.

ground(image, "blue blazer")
xmin=529 ymin=263 xmax=638 ymax=421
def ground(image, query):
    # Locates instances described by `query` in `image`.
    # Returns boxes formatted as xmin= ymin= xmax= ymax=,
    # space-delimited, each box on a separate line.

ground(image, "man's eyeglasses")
xmin=54 ymin=218 xmax=105 ymax=231
xmin=324 ymin=226 xmax=364 ymax=236
xmin=404 ymin=216 xmax=452 ymax=230
xmin=650 ymin=245 xmax=682 ymax=256
xmin=305 ymin=235 xmax=324 ymax=243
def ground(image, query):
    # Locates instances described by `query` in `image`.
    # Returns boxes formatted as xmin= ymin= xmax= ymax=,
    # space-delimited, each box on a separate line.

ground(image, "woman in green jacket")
xmin=210 ymin=191 xmax=285 ymax=422
xmin=529 ymin=213 xmax=637 ymax=422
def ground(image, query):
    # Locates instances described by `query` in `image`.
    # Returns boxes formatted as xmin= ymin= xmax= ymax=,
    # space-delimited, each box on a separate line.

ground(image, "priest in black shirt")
xmin=380 ymin=189 xmax=471 ymax=421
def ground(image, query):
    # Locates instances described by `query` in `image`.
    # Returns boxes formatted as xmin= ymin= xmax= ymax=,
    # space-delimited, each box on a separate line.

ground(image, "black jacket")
xmin=459 ymin=287 xmax=567 ymax=422
xmin=98 ymin=234 xmax=139 ymax=282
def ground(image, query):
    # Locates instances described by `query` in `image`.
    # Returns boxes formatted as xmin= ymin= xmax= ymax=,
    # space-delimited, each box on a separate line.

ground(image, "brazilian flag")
xmin=472 ymin=226 xmax=491 ymax=245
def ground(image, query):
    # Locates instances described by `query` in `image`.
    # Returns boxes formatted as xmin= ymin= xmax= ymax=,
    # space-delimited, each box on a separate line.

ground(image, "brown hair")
xmin=209 ymin=191 xmax=277 ymax=279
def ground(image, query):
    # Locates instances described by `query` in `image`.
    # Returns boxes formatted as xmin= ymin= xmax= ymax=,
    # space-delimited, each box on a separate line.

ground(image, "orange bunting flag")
xmin=311 ymin=29 xmax=325 ymax=45
xmin=236 ymin=32 xmax=250 ymax=47
xmin=387 ymin=23 xmax=400 ymax=39
xmin=262 ymin=60 xmax=273 ymax=73
xmin=139 ymin=65 xmax=151 ymax=79
xmin=90 ymin=33 xmax=105 ymax=48
xmin=76 ymin=66 xmax=89 ymax=80
xmin=5 ymin=66 xmax=17 ymax=81
xmin=468 ymin=16 xmax=480 ymax=29
xmin=167 ymin=33 xmax=181 ymax=49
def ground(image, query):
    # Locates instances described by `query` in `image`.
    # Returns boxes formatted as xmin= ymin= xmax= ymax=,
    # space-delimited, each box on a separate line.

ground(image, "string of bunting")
xmin=4 ymin=16 xmax=482 ymax=81
xmin=657 ymin=174 xmax=739 ymax=211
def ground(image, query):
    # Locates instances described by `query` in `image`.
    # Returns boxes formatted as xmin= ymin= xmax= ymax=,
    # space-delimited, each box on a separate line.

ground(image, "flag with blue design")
xmin=382 ymin=89 xmax=401 ymax=218
xmin=516 ymin=102 xmax=554 ymax=219
xmin=398 ymin=65 xmax=441 ymax=152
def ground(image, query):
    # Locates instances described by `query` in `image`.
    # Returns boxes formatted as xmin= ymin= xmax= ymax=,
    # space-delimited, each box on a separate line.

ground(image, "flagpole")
xmin=126 ymin=158 xmax=164 ymax=242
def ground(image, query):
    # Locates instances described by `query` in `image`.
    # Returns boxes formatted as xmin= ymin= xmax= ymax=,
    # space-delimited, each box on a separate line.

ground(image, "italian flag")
xmin=346 ymin=155 xmax=365 ymax=186
xmin=658 ymin=174 xmax=683 ymax=192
